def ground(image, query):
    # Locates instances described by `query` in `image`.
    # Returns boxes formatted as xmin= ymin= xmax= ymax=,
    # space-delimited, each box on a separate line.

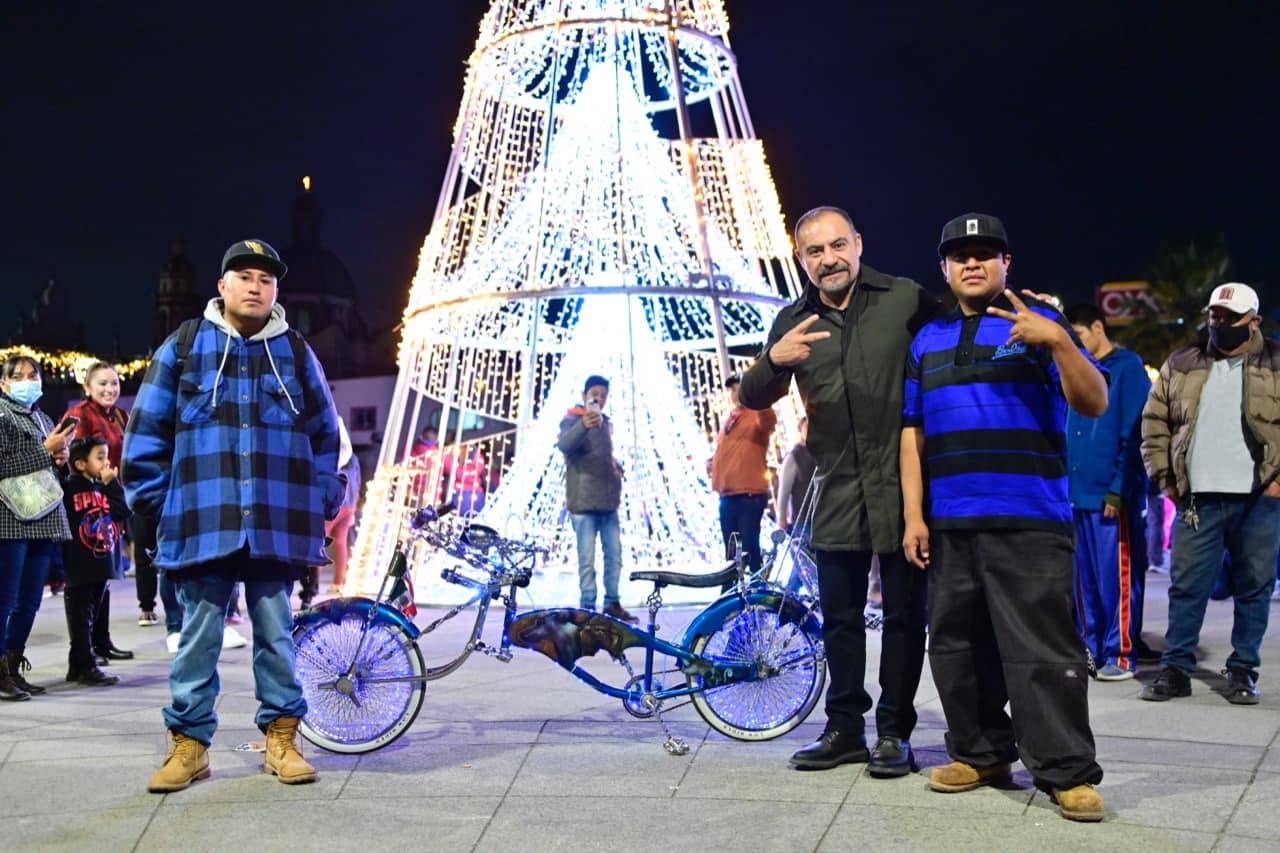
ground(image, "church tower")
xmin=153 ymin=234 xmax=200 ymax=348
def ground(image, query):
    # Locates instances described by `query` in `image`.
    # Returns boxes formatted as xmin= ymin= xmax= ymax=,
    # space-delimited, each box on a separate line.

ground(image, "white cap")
xmin=1207 ymin=282 xmax=1259 ymax=315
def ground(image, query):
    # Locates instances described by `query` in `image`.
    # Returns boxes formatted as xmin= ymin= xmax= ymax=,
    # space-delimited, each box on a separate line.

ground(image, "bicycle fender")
xmin=680 ymin=589 xmax=819 ymax=647
xmin=292 ymin=597 xmax=422 ymax=640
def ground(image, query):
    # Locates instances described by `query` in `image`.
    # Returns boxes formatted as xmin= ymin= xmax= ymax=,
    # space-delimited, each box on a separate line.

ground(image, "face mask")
xmin=4 ymin=379 xmax=43 ymax=407
xmin=1209 ymin=322 xmax=1252 ymax=353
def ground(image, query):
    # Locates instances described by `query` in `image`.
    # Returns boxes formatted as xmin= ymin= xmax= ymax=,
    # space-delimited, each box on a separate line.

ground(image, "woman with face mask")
xmin=0 ymin=355 xmax=74 ymax=700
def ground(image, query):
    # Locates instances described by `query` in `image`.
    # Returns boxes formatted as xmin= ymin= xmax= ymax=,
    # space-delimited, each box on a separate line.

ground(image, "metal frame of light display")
xmin=349 ymin=0 xmax=803 ymax=603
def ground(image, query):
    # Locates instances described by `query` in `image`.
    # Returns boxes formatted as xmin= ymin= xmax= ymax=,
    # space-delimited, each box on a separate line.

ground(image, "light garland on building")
xmin=0 ymin=345 xmax=150 ymax=384
xmin=349 ymin=1 xmax=804 ymax=603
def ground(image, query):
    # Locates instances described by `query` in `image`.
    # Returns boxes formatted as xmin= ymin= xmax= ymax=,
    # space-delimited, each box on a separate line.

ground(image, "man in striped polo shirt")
xmin=899 ymin=213 xmax=1110 ymax=822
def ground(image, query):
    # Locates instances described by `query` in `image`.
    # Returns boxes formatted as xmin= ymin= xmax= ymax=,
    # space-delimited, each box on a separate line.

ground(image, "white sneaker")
xmin=222 ymin=625 xmax=248 ymax=649
xmin=166 ymin=633 xmax=182 ymax=655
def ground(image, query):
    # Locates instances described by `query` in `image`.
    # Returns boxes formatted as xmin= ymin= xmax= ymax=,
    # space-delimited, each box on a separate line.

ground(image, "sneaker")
xmin=602 ymin=602 xmax=638 ymax=623
xmin=139 ymin=611 xmax=159 ymax=627
xmin=225 ymin=613 xmax=245 ymax=625
xmin=222 ymin=625 xmax=248 ymax=649
xmin=1223 ymin=668 xmax=1261 ymax=705
xmin=166 ymin=633 xmax=182 ymax=655
xmin=1096 ymin=664 xmax=1135 ymax=681
xmin=1139 ymin=666 xmax=1191 ymax=701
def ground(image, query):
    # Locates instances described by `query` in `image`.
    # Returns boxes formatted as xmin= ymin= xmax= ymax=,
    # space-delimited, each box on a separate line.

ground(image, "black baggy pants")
xmin=64 ymin=581 xmax=105 ymax=671
xmin=928 ymin=528 xmax=1103 ymax=791
xmin=814 ymin=548 xmax=927 ymax=739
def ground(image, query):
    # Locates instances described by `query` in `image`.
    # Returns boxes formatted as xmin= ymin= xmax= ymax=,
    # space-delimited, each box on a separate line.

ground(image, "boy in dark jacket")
xmin=62 ymin=436 xmax=129 ymax=686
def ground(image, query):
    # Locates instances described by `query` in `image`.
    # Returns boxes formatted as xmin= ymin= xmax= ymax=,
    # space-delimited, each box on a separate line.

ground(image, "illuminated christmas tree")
xmin=350 ymin=0 xmax=802 ymax=602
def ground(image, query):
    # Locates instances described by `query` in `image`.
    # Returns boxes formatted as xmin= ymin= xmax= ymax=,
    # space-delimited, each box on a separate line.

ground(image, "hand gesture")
xmin=583 ymin=407 xmax=603 ymax=429
xmin=903 ymin=518 xmax=931 ymax=569
xmin=44 ymin=419 xmax=76 ymax=456
xmin=985 ymin=289 xmax=1068 ymax=349
xmin=101 ymin=461 xmax=117 ymax=485
xmin=769 ymin=314 xmax=830 ymax=367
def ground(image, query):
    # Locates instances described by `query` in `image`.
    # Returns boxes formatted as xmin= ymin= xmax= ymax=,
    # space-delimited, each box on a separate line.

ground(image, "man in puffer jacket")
xmin=557 ymin=375 xmax=635 ymax=623
xmin=125 ymin=239 xmax=343 ymax=793
xmin=1140 ymin=282 xmax=1280 ymax=705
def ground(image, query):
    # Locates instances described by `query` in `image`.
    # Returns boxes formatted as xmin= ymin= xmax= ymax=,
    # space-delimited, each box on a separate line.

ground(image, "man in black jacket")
xmin=740 ymin=207 xmax=939 ymax=775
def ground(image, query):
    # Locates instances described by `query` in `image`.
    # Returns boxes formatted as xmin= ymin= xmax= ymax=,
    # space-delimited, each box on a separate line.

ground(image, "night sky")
xmin=4 ymin=1 xmax=1276 ymax=354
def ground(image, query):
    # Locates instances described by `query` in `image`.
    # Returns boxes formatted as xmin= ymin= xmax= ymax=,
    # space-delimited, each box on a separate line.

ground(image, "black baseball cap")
xmin=221 ymin=239 xmax=288 ymax=279
xmin=937 ymin=213 xmax=1009 ymax=259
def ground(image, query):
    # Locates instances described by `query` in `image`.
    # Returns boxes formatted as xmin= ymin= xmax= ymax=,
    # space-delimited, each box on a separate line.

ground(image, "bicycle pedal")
xmin=663 ymin=736 xmax=690 ymax=756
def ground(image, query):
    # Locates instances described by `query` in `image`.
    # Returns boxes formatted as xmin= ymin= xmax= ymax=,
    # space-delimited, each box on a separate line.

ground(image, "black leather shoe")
xmin=76 ymin=667 xmax=120 ymax=687
xmin=1224 ymin=668 xmax=1260 ymax=705
xmin=867 ymin=735 xmax=915 ymax=778
xmin=1139 ymin=666 xmax=1191 ymax=701
xmin=97 ymin=646 xmax=134 ymax=661
xmin=1134 ymin=639 xmax=1162 ymax=663
xmin=789 ymin=730 xmax=869 ymax=770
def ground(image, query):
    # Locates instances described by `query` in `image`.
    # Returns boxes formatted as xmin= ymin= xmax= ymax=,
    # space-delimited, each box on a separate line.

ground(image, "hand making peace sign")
xmin=984 ymin=289 xmax=1068 ymax=349
xmin=769 ymin=314 xmax=832 ymax=367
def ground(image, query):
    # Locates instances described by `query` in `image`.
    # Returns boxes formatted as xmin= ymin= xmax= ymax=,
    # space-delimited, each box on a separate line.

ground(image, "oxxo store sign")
xmin=1098 ymin=281 xmax=1160 ymax=325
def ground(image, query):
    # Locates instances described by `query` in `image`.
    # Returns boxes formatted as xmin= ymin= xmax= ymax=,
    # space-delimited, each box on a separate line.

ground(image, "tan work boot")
xmin=148 ymin=731 xmax=210 ymax=793
xmin=1053 ymin=783 xmax=1105 ymax=821
xmin=929 ymin=760 xmax=1012 ymax=793
xmin=264 ymin=716 xmax=316 ymax=784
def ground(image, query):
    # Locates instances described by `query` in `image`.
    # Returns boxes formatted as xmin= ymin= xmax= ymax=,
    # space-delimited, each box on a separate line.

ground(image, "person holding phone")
xmin=0 ymin=355 xmax=74 ymax=700
xmin=64 ymin=361 xmax=135 ymax=663
xmin=557 ymin=375 xmax=636 ymax=622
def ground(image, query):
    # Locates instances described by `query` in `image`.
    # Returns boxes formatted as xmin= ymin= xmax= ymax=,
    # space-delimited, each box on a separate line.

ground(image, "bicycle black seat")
xmin=629 ymin=564 xmax=738 ymax=589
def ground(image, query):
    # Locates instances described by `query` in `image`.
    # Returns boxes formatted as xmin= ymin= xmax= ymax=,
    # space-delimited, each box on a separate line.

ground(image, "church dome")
xmin=280 ymin=243 xmax=356 ymax=299
xmin=280 ymin=182 xmax=355 ymax=299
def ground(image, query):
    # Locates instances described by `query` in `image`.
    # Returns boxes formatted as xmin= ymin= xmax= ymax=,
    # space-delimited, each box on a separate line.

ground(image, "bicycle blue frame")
xmin=509 ymin=584 xmax=819 ymax=703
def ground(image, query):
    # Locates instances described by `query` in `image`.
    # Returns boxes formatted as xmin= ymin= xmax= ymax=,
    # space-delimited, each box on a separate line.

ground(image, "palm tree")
xmin=1115 ymin=234 xmax=1232 ymax=364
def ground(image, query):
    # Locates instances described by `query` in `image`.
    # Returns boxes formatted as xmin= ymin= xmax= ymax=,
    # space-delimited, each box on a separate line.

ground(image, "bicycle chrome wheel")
xmin=294 ymin=615 xmax=426 ymax=754
xmin=689 ymin=605 xmax=826 ymax=741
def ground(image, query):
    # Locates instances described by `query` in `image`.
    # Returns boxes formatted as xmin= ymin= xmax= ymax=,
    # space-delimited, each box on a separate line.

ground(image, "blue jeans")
xmin=165 ymin=568 xmax=306 ymax=745
xmin=1163 ymin=494 xmax=1280 ymax=677
xmin=160 ymin=573 xmax=183 ymax=633
xmin=570 ymin=511 xmax=621 ymax=608
xmin=718 ymin=493 xmax=768 ymax=574
xmin=0 ymin=539 xmax=55 ymax=652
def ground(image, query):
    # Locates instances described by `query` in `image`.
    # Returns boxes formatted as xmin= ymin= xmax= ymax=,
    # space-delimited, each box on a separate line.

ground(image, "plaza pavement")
xmin=3 ymin=571 xmax=1279 ymax=852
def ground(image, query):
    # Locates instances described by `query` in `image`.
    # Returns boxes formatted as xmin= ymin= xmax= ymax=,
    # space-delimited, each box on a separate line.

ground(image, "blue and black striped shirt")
xmin=903 ymin=294 xmax=1106 ymax=533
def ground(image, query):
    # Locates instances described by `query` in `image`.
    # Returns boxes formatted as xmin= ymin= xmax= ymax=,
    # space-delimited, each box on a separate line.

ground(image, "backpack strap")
xmin=173 ymin=318 xmax=202 ymax=375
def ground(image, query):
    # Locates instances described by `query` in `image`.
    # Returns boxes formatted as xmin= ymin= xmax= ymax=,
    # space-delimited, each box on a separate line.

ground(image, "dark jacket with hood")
xmin=740 ymin=264 xmax=939 ymax=552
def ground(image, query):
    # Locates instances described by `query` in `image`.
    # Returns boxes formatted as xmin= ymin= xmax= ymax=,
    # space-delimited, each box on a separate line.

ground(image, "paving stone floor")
xmin=2 ymin=570 xmax=1278 ymax=851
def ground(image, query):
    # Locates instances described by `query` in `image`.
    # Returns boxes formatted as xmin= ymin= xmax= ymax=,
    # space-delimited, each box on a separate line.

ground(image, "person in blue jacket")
xmin=1064 ymin=303 xmax=1152 ymax=680
xmin=124 ymin=239 xmax=343 ymax=794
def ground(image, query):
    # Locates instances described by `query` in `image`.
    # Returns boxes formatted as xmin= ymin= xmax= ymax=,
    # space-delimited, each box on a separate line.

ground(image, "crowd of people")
xmin=0 ymin=216 xmax=1275 ymax=822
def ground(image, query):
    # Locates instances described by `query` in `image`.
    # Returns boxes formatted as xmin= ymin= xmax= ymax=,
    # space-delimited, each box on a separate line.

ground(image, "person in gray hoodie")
xmin=556 ymin=376 xmax=635 ymax=623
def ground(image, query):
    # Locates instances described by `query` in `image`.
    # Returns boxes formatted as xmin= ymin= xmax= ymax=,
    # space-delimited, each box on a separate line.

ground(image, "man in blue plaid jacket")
xmin=124 ymin=239 xmax=343 ymax=793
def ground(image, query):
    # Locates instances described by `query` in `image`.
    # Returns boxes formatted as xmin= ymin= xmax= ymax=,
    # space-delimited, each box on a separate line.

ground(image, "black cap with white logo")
xmin=938 ymin=213 xmax=1009 ymax=259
